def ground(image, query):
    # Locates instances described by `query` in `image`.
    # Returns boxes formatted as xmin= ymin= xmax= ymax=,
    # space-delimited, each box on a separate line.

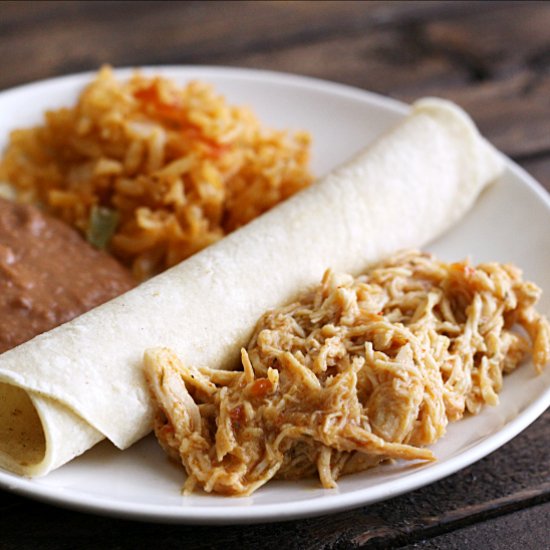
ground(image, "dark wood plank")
xmin=1 ymin=2 xmax=548 ymax=159
xmin=0 ymin=0 xmax=495 ymax=90
xmin=0 ymin=2 xmax=541 ymax=87
xmin=400 ymin=501 xmax=550 ymax=550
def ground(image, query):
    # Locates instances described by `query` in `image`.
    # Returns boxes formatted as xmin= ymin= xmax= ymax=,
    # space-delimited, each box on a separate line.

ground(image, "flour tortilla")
xmin=0 ymin=98 xmax=504 ymax=476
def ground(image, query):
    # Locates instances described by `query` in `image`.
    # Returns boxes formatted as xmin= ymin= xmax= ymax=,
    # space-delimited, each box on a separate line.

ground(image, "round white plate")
xmin=0 ymin=67 xmax=549 ymax=524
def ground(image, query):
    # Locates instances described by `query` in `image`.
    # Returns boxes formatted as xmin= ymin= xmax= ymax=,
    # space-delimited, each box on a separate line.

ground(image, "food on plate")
xmin=0 ymin=98 xmax=503 ymax=477
xmin=0 ymin=66 xmax=312 ymax=280
xmin=145 ymin=251 xmax=550 ymax=496
xmin=0 ymin=198 xmax=134 ymax=354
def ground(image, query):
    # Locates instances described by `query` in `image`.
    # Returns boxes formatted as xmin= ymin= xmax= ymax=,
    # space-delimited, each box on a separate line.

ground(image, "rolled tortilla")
xmin=0 ymin=98 xmax=503 ymax=476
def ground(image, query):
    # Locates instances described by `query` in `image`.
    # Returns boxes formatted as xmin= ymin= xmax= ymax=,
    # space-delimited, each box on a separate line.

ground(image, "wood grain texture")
xmin=1 ymin=2 xmax=549 ymax=162
xmin=0 ymin=2 xmax=548 ymax=549
xmin=401 ymin=501 xmax=550 ymax=550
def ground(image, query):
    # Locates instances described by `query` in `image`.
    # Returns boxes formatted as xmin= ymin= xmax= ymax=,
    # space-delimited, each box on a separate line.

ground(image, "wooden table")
xmin=1 ymin=2 xmax=549 ymax=548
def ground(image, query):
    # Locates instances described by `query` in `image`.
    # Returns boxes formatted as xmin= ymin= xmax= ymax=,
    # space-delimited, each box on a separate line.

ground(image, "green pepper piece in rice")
xmin=87 ymin=206 xmax=119 ymax=250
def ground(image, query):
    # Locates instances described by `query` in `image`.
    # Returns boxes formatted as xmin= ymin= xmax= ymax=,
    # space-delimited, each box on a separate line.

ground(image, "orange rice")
xmin=0 ymin=67 xmax=312 ymax=280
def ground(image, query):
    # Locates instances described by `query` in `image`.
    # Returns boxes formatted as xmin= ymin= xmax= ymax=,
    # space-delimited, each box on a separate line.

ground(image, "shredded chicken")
xmin=144 ymin=250 xmax=550 ymax=496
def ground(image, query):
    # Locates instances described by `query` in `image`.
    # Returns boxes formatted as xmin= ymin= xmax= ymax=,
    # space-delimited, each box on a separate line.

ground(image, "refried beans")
xmin=0 ymin=198 xmax=135 ymax=353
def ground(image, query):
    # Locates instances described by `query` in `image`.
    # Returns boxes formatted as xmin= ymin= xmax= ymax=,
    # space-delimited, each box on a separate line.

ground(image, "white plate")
xmin=0 ymin=67 xmax=549 ymax=525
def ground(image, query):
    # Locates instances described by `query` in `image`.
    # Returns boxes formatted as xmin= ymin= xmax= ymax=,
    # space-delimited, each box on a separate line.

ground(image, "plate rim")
xmin=0 ymin=65 xmax=549 ymax=524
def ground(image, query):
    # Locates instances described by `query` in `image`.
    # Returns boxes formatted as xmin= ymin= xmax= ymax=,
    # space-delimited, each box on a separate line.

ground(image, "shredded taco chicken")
xmin=145 ymin=251 xmax=550 ymax=496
